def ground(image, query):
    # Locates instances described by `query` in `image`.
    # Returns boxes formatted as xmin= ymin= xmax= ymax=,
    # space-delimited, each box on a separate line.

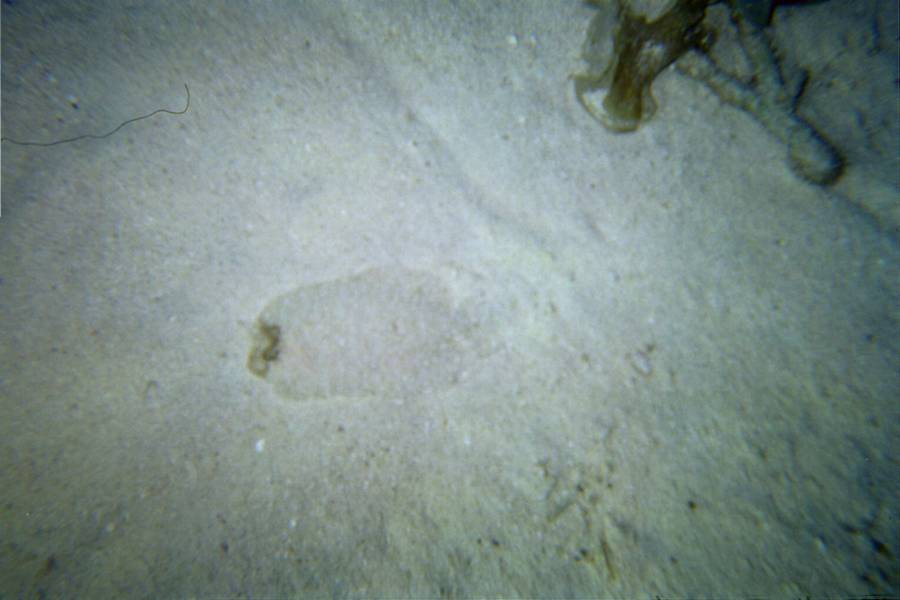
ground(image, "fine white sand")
xmin=1 ymin=1 xmax=897 ymax=597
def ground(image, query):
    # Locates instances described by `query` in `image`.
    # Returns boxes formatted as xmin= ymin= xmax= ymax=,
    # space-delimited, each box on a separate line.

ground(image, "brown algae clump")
xmin=574 ymin=0 xmax=844 ymax=185
xmin=574 ymin=0 xmax=712 ymax=132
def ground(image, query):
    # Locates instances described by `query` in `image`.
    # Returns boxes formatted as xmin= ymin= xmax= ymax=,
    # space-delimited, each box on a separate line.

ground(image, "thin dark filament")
xmin=1 ymin=84 xmax=190 ymax=147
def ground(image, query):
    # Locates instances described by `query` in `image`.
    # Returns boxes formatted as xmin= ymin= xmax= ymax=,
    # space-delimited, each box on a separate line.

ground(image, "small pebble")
xmin=629 ymin=350 xmax=653 ymax=377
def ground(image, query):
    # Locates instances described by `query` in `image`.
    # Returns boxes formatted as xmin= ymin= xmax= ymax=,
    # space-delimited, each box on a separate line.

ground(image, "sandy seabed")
xmin=1 ymin=1 xmax=897 ymax=597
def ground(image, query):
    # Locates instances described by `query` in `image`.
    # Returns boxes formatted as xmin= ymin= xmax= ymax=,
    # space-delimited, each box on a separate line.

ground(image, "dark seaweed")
xmin=574 ymin=0 xmax=712 ymax=132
